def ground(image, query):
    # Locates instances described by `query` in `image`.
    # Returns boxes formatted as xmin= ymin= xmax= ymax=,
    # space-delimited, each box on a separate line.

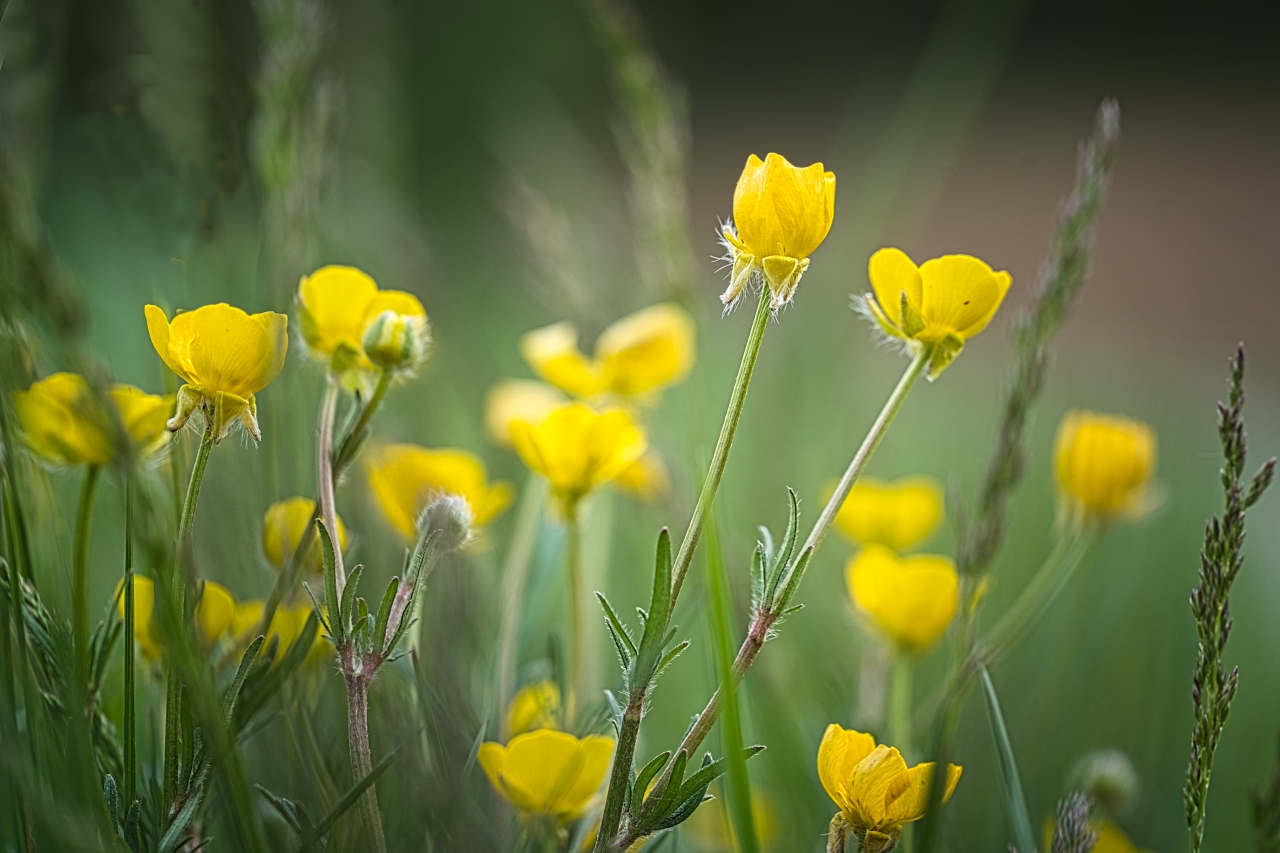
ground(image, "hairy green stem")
xmin=316 ymin=380 xmax=346 ymax=596
xmin=71 ymin=464 xmax=101 ymax=684
xmin=345 ymin=673 xmax=388 ymax=853
xmin=566 ymin=509 xmax=584 ymax=726
xmin=495 ymin=477 xmax=546 ymax=723
xmin=333 ymin=369 xmax=391 ymax=477
xmin=123 ymin=484 xmax=136 ymax=806
xmin=162 ymin=420 xmax=215 ymax=824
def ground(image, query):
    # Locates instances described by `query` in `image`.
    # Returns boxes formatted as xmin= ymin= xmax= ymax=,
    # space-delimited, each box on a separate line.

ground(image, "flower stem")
xmin=316 ymin=379 xmax=346 ymax=597
xmin=669 ymin=286 xmax=771 ymax=603
xmin=162 ymin=419 xmax=215 ymax=824
xmin=888 ymin=655 xmax=914 ymax=759
xmin=495 ymin=476 xmax=546 ymax=723
xmin=566 ymin=508 xmax=584 ymax=726
xmin=71 ymin=464 xmax=101 ymax=684
xmin=333 ymin=369 xmax=391 ymax=479
xmin=345 ymin=673 xmax=388 ymax=853
xmin=123 ymin=483 xmax=137 ymax=807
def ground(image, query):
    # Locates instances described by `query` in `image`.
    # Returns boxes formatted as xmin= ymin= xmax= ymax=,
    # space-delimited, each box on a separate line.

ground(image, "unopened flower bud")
xmin=363 ymin=310 xmax=429 ymax=373
xmin=1068 ymin=749 xmax=1139 ymax=815
xmin=418 ymin=494 xmax=474 ymax=552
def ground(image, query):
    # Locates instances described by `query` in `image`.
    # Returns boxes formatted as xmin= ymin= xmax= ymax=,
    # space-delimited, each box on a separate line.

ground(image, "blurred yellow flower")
xmin=110 ymin=384 xmax=175 ymax=455
xmin=15 ymin=373 xmax=113 ymax=466
xmin=817 ymin=725 xmax=961 ymax=853
xmin=721 ymin=152 xmax=835 ymax=310
xmin=846 ymin=544 xmax=958 ymax=653
xmin=478 ymin=728 xmax=614 ymax=819
xmin=1054 ymin=411 xmax=1157 ymax=523
xmin=145 ymin=303 xmax=288 ymax=443
xmin=510 ymin=403 xmax=647 ymax=513
xmin=296 ymin=265 xmax=428 ymax=377
xmin=231 ymin=600 xmax=330 ymax=666
xmin=862 ymin=248 xmax=1011 ymax=379
xmin=520 ymin=303 xmax=695 ymax=401
xmin=118 ymin=575 xmax=236 ymax=661
xmin=262 ymin=497 xmax=349 ymax=573
xmin=613 ymin=449 xmax=670 ymax=503
xmin=683 ymin=784 xmax=777 ymax=851
xmin=1093 ymin=818 xmax=1153 ymax=853
xmin=832 ymin=476 xmax=944 ymax=552
xmin=485 ymin=379 xmax=567 ymax=447
xmin=367 ymin=444 xmax=513 ymax=539
xmin=506 ymin=680 xmax=561 ymax=737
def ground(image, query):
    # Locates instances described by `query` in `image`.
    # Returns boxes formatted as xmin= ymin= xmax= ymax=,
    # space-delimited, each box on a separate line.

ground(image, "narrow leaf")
xmin=295 ymin=747 xmax=401 ymax=852
xmin=596 ymin=592 xmax=637 ymax=659
xmin=636 ymin=528 xmax=673 ymax=680
xmin=981 ymin=666 xmax=1037 ymax=853
xmin=340 ymin=564 xmax=364 ymax=637
xmin=224 ymin=636 xmax=264 ymax=727
xmin=373 ymin=577 xmax=400 ymax=655
xmin=317 ymin=520 xmax=342 ymax=643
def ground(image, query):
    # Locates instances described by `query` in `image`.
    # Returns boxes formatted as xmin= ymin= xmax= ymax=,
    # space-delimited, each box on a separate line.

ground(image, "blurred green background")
xmin=4 ymin=0 xmax=1279 ymax=849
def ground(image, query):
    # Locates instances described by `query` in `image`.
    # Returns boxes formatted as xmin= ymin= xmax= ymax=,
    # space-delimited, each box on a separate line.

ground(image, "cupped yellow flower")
xmin=117 ymin=575 xmax=236 ymax=661
xmin=231 ymin=600 xmax=331 ymax=666
xmin=262 ymin=497 xmax=349 ymax=573
xmin=862 ymin=248 xmax=1012 ymax=379
xmin=109 ymin=384 xmax=175 ymax=456
xmin=721 ymin=153 xmax=835 ymax=310
xmin=296 ymin=265 xmax=428 ymax=377
xmin=817 ymin=725 xmax=961 ymax=853
xmin=1054 ymin=411 xmax=1157 ymax=524
xmin=15 ymin=373 xmax=113 ymax=466
xmin=145 ymin=303 xmax=288 ymax=443
xmin=484 ymin=379 xmax=567 ymax=447
xmin=366 ymin=444 xmax=513 ymax=539
xmin=846 ymin=544 xmax=958 ymax=653
xmin=506 ymin=680 xmax=561 ymax=737
xmin=509 ymin=403 xmax=647 ymax=513
xmin=520 ymin=303 xmax=696 ymax=401
xmin=832 ymin=476 xmax=944 ymax=552
xmin=478 ymin=728 xmax=615 ymax=819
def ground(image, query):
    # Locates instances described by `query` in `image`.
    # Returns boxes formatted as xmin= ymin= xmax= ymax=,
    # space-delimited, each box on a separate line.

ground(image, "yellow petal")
xmin=498 ymin=729 xmax=593 ymax=815
xmin=164 ymin=304 xmax=289 ymax=399
xmin=506 ymin=680 xmax=561 ymax=737
xmin=1093 ymin=817 xmax=1151 ymax=853
xmin=1054 ymin=411 xmax=1157 ymax=519
xmin=848 ymin=746 xmax=909 ymax=828
xmin=520 ymin=322 xmax=605 ymax=398
xmin=510 ymin=403 xmax=647 ymax=509
xmin=832 ymin=476 xmax=944 ymax=551
xmin=14 ymin=373 xmax=114 ymax=466
xmin=612 ymin=449 xmax=670 ymax=502
xmin=881 ymin=762 xmax=961 ymax=826
xmin=484 ymin=380 xmax=565 ymax=447
xmin=478 ymin=742 xmax=539 ymax=813
xmin=297 ymin=265 xmax=379 ymax=357
xmin=558 ymin=734 xmax=615 ymax=816
xmin=117 ymin=575 xmax=160 ymax=661
xmin=817 ymin=724 xmax=877 ymax=812
xmin=732 ymin=153 xmax=835 ymax=261
xmin=363 ymin=289 xmax=426 ymax=323
xmin=367 ymin=444 xmax=511 ymax=539
xmin=109 ymin=384 xmax=173 ymax=452
xmin=262 ymin=497 xmax=348 ymax=572
xmin=867 ymin=249 xmax=923 ymax=331
xmin=846 ymin=545 xmax=959 ymax=652
xmin=596 ymin=303 xmax=696 ymax=397
xmin=917 ymin=255 xmax=1010 ymax=342
xmin=196 ymin=581 xmax=236 ymax=645
xmin=145 ymin=305 xmax=192 ymax=383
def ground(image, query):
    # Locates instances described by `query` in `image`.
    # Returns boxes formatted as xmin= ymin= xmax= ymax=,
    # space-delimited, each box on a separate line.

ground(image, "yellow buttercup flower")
xmin=109 ymin=384 xmax=175 ymax=456
xmin=721 ymin=153 xmax=835 ymax=310
xmin=485 ymin=379 xmax=567 ymax=447
xmin=145 ymin=303 xmax=288 ymax=443
xmin=832 ymin=476 xmax=944 ymax=552
xmin=296 ymin=265 xmax=429 ymax=378
xmin=118 ymin=575 xmax=236 ymax=661
xmin=520 ymin=303 xmax=696 ymax=401
xmin=846 ymin=544 xmax=958 ymax=653
xmin=1054 ymin=411 xmax=1157 ymax=524
xmin=861 ymin=248 xmax=1012 ymax=379
xmin=817 ymin=725 xmax=961 ymax=853
xmin=1093 ymin=818 xmax=1153 ymax=853
xmin=231 ymin=600 xmax=331 ymax=666
xmin=506 ymin=680 xmax=561 ymax=737
xmin=367 ymin=444 xmax=513 ymax=540
xmin=613 ymin=449 xmax=670 ymax=503
xmin=262 ymin=497 xmax=349 ymax=573
xmin=510 ymin=403 xmax=647 ymax=513
xmin=478 ymin=728 xmax=615 ymax=820
xmin=16 ymin=375 xmax=174 ymax=466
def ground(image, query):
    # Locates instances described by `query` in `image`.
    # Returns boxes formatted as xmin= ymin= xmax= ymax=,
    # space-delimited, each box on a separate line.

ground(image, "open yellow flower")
xmin=110 ymin=384 xmax=175 ymax=456
xmin=510 ymin=403 xmax=647 ymax=513
xmin=817 ymin=725 xmax=961 ymax=853
xmin=846 ymin=544 xmax=958 ymax=653
xmin=262 ymin=497 xmax=349 ymax=573
xmin=118 ymin=575 xmax=236 ymax=661
xmin=14 ymin=375 xmax=173 ymax=466
xmin=231 ymin=600 xmax=331 ymax=666
xmin=1054 ymin=411 xmax=1157 ymax=524
xmin=832 ymin=476 xmax=944 ymax=552
xmin=145 ymin=303 xmax=288 ymax=442
xmin=861 ymin=248 xmax=1012 ymax=379
xmin=366 ymin=444 xmax=513 ymax=539
xmin=479 ymin=728 xmax=615 ymax=820
xmin=296 ymin=265 xmax=429 ymax=378
xmin=485 ymin=379 xmax=567 ymax=447
xmin=506 ymin=680 xmax=561 ymax=737
xmin=721 ymin=153 xmax=835 ymax=310
xmin=520 ymin=303 xmax=695 ymax=401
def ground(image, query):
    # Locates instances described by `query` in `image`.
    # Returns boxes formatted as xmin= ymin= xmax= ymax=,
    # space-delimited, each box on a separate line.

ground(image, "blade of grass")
xmin=980 ymin=665 xmax=1036 ymax=853
xmin=295 ymin=746 xmax=402 ymax=853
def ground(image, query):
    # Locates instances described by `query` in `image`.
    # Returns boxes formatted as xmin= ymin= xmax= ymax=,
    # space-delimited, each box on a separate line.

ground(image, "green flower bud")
xmin=362 ymin=310 xmax=429 ymax=372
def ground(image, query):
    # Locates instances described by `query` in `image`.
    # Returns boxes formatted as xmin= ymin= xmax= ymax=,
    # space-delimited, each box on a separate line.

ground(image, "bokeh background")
xmin=4 ymin=0 xmax=1280 ymax=849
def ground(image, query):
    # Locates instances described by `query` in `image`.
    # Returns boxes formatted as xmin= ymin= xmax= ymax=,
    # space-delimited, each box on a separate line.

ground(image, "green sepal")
xmin=926 ymin=335 xmax=964 ymax=380
xmin=900 ymin=292 xmax=926 ymax=338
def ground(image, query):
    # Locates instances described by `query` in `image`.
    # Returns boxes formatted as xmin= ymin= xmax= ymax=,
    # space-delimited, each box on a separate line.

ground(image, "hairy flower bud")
xmin=363 ymin=309 xmax=430 ymax=373
xmin=417 ymin=494 xmax=474 ymax=552
xmin=1068 ymin=749 xmax=1139 ymax=815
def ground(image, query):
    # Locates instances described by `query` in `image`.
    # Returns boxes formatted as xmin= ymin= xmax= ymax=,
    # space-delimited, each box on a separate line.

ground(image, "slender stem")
xmin=162 ymin=419 xmax=215 ymax=824
xmin=565 ymin=509 xmax=584 ymax=726
xmin=72 ymin=464 xmax=101 ymax=684
xmin=317 ymin=380 xmax=346 ymax=598
xmin=496 ymin=477 xmax=546 ymax=723
xmin=888 ymin=655 xmax=913 ymax=758
xmin=669 ymin=287 xmax=771 ymax=604
xmin=124 ymin=483 xmax=136 ymax=806
xmin=345 ymin=673 xmax=388 ymax=853
xmin=333 ymin=369 xmax=391 ymax=478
